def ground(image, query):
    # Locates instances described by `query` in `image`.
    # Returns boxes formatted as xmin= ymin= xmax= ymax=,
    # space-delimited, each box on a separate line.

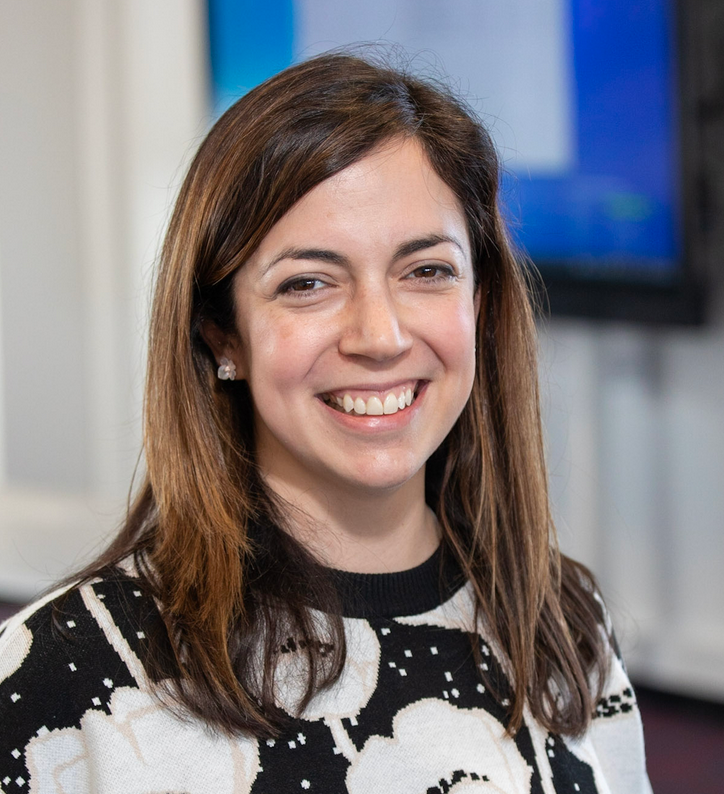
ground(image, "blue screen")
xmin=502 ymin=0 xmax=680 ymax=281
xmin=208 ymin=0 xmax=681 ymax=283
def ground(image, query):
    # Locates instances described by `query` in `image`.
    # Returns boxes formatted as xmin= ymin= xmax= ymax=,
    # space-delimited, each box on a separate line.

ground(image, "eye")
xmin=277 ymin=276 xmax=327 ymax=295
xmin=406 ymin=264 xmax=456 ymax=281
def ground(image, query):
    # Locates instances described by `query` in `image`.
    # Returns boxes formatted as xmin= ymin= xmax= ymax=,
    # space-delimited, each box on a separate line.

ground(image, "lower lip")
xmin=318 ymin=383 xmax=428 ymax=432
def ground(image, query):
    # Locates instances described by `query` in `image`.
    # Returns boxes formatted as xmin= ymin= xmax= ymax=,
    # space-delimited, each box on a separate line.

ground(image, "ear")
xmin=474 ymin=285 xmax=482 ymax=320
xmin=199 ymin=319 xmax=246 ymax=380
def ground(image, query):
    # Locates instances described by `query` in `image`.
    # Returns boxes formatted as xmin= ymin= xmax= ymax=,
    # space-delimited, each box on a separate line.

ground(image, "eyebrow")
xmin=261 ymin=234 xmax=465 ymax=276
xmin=393 ymin=234 xmax=464 ymax=260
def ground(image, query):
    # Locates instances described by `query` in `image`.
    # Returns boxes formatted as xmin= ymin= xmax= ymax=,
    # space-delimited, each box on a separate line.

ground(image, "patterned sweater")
xmin=0 ymin=550 xmax=652 ymax=793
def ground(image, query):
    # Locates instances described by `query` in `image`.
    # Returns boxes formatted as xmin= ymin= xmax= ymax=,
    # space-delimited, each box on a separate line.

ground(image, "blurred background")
xmin=0 ymin=0 xmax=722 ymax=785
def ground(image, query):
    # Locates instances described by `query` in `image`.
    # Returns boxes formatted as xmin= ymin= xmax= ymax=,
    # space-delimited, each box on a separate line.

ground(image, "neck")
xmin=261 ymin=467 xmax=440 ymax=574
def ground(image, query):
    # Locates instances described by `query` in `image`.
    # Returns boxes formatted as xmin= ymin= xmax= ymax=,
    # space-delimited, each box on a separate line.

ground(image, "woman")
xmin=0 ymin=53 xmax=651 ymax=793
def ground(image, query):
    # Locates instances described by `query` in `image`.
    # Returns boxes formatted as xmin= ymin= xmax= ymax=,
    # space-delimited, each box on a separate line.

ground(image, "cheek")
xmin=242 ymin=313 xmax=332 ymax=393
xmin=433 ymin=301 xmax=478 ymax=372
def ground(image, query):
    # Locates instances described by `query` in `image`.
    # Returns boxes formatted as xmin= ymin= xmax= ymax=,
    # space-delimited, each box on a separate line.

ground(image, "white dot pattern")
xmin=0 ymin=569 xmax=646 ymax=793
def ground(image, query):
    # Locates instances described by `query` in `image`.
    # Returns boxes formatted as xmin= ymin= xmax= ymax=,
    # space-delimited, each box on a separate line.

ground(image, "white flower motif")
xmin=275 ymin=617 xmax=381 ymax=723
xmin=0 ymin=623 xmax=33 ymax=684
xmin=25 ymin=728 xmax=88 ymax=793
xmin=394 ymin=582 xmax=477 ymax=633
xmin=346 ymin=699 xmax=532 ymax=794
xmin=24 ymin=686 xmax=260 ymax=794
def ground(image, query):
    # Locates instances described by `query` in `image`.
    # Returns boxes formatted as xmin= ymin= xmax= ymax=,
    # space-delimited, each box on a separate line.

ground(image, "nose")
xmin=338 ymin=284 xmax=413 ymax=361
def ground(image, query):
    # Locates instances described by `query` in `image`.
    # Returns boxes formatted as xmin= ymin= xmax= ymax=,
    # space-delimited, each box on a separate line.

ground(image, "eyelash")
xmin=406 ymin=264 xmax=456 ymax=282
xmin=277 ymin=277 xmax=328 ymax=295
xmin=276 ymin=264 xmax=457 ymax=298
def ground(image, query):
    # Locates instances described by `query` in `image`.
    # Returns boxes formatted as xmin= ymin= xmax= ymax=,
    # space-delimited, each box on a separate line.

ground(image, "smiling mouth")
xmin=321 ymin=382 xmax=421 ymax=416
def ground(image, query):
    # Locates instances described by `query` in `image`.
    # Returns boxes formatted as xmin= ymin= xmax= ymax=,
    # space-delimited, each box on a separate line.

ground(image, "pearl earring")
xmin=217 ymin=357 xmax=236 ymax=381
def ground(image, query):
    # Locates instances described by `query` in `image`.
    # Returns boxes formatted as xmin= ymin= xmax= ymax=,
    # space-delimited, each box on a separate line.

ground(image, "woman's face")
xmin=225 ymin=138 xmax=479 ymax=499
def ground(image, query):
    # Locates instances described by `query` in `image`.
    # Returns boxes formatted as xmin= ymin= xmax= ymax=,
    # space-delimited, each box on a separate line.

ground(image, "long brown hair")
xmin=83 ymin=51 xmax=608 ymax=737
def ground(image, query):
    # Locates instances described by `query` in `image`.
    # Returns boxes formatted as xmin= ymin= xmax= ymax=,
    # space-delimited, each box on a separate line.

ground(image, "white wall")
xmin=0 ymin=0 xmax=88 ymax=491
xmin=0 ymin=0 xmax=208 ymax=596
xmin=0 ymin=0 xmax=722 ymax=701
xmin=540 ymin=310 xmax=724 ymax=700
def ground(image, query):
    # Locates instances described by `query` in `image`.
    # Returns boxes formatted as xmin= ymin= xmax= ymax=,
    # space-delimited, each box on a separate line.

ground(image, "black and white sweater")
xmin=0 ymin=550 xmax=652 ymax=793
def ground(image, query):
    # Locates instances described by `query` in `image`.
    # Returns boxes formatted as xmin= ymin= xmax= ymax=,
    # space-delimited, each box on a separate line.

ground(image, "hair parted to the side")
xmin=78 ymin=50 xmax=609 ymax=737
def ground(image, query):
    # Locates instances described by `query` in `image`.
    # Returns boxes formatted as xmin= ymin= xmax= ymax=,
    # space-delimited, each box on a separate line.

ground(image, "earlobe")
xmin=199 ymin=319 xmax=244 ymax=380
xmin=199 ymin=318 xmax=231 ymax=360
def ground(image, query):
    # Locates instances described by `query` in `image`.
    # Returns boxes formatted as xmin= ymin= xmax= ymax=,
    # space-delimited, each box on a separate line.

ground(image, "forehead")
xmin=247 ymin=138 xmax=470 ymax=264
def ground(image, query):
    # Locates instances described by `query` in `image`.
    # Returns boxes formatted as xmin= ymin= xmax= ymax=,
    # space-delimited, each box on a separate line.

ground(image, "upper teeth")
xmin=332 ymin=387 xmax=414 ymax=416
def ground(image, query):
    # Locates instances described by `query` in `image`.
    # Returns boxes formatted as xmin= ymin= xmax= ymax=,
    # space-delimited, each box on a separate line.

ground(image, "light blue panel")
xmin=208 ymin=0 xmax=294 ymax=113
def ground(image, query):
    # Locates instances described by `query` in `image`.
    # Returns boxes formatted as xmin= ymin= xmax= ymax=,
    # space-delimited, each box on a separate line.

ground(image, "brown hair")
xmin=84 ymin=51 xmax=608 ymax=737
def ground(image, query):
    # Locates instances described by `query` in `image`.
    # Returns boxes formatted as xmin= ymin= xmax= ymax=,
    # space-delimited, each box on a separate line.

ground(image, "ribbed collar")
xmin=330 ymin=543 xmax=466 ymax=620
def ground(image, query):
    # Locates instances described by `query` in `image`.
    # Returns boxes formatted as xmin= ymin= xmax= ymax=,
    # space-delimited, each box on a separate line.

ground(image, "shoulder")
xmin=0 ymin=566 xmax=161 ymax=680
xmin=561 ymin=584 xmax=653 ymax=794
xmin=0 ymin=568 xmax=164 ymax=783
xmin=561 ymin=651 xmax=652 ymax=794
xmin=1 ymin=571 xmax=264 ymax=793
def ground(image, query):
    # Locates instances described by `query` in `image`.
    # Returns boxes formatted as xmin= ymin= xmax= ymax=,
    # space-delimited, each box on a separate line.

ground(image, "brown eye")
xmin=413 ymin=266 xmax=437 ymax=278
xmin=407 ymin=264 xmax=455 ymax=280
xmin=290 ymin=279 xmax=319 ymax=291
xmin=278 ymin=277 xmax=326 ymax=294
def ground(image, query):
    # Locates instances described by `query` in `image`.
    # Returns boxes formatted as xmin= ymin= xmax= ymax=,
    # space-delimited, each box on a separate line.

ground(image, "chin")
xmin=332 ymin=460 xmax=425 ymax=495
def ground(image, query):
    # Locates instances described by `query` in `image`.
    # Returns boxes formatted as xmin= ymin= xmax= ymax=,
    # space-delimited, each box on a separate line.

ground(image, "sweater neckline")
xmin=330 ymin=543 xmax=466 ymax=620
